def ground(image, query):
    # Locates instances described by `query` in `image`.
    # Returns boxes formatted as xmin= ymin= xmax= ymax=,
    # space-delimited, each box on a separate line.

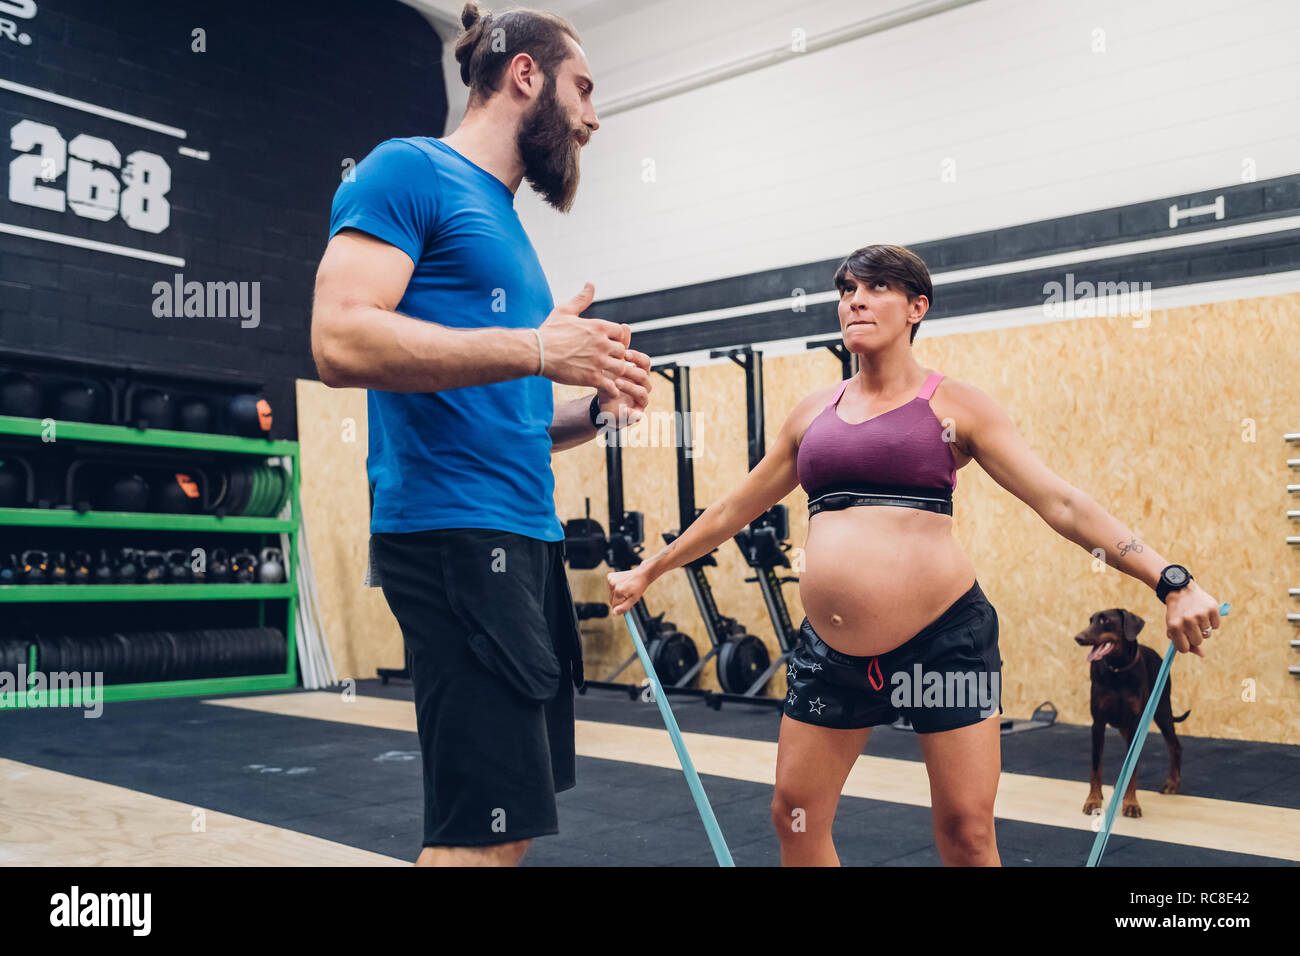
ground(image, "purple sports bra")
xmin=796 ymin=371 xmax=958 ymax=508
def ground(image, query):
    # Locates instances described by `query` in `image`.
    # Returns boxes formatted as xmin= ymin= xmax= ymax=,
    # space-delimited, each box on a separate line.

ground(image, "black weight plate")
xmin=200 ymin=629 xmax=218 ymax=679
xmin=89 ymin=634 xmax=106 ymax=683
xmin=109 ymin=632 xmax=130 ymax=684
xmin=207 ymin=470 xmax=229 ymax=513
xmin=120 ymin=632 xmax=142 ymax=684
xmin=168 ymin=630 xmax=187 ymax=681
xmin=233 ymin=629 xmax=253 ymax=681
xmin=128 ymin=632 xmax=149 ymax=683
xmin=659 ymin=632 xmax=699 ymax=686
xmin=168 ymin=631 xmax=188 ymax=682
xmin=49 ymin=635 xmax=70 ymax=674
xmin=189 ymin=629 xmax=206 ymax=680
xmin=155 ymin=631 xmax=174 ymax=682
xmin=37 ymin=636 xmax=55 ymax=673
xmin=223 ymin=628 xmax=242 ymax=678
xmin=204 ymin=629 xmax=220 ymax=679
xmin=88 ymin=634 xmax=105 ymax=678
xmin=246 ymin=628 xmax=266 ymax=674
xmin=74 ymin=634 xmax=94 ymax=677
xmin=723 ymin=635 xmax=770 ymax=694
xmin=220 ymin=467 xmax=242 ymax=516
xmin=110 ymin=633 xmax=131 ymax=684
xmin=264 ymin=628 xmax=284 ymax=673
xmin=182 ymin=629 xmax=200 ymax=681
xmin=254 ymin=628 xmax=271 ymax=673
xmin=140 ymin=631 xmax=161 ymax=684
xmin=226 ymin=467 xmax=249 ymax=517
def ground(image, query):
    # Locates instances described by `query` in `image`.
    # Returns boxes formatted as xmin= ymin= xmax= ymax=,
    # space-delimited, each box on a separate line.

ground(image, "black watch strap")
xmin=1156 ymin=564 xmax=1193 ymax=603
xmin=588 ymin=394 xmax=603 ymax=430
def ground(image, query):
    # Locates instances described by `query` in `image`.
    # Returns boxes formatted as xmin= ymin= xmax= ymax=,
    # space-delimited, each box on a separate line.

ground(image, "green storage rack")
xmin=0 ymin=413 xmax=301 ymax=707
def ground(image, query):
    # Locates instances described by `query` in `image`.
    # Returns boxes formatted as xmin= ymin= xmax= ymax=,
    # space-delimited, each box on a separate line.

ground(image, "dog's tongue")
xmin=1087 ymin=642 xmax=1114 ymax=662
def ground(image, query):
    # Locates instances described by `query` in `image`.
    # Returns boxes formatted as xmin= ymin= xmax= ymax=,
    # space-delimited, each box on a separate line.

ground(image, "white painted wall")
xmin=494 ymin=0 xmax=1300 ymax=303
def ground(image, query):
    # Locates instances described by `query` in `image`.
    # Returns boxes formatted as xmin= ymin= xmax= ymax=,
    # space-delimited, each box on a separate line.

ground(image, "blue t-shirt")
xmin=328 ymin=137 xmax=562 ymax=541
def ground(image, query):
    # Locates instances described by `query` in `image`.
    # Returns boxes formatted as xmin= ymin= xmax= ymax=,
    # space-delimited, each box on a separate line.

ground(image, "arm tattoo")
xmin=1116 ymin=537 xmax=1144 ymax=555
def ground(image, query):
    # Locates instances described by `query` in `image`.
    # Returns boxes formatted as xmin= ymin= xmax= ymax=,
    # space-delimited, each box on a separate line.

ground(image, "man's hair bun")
xmin=454 ymin=3 xmax=490 ymax=87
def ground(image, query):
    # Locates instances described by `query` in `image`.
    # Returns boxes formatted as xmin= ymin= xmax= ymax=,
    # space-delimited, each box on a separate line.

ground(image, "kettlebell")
xmin=102 ymin=473 xmax=150 ymax=513
xmin=51 ymin=381 xmax=106 ymax=423
xmin=154 ymin=472 xmax=201 ymax=514
xmin=92 ymin=549 xmax=114 ymax=585
xmin=133 ymin=389 xmax=175 ymax=430
xmin=69 ymin=554 xmax=94 ymax=582
xmin=0 ymin=372 xmax=43 ymax=419
xmin=140 ymin=550 xmax=167 ymax=585
xmin=47 ymin=551 xmax=70 ymax=585
xmin=114 ymin=548 xmax=140 ymax=584
xmin=0 ymin=553 xmax=18 ymax=585
xmin=257 ymin=547 xmax=285 ymax=584
xmin=230 ymin=550 xmax=258 ymax=584
xmin=228 ymin=394 xmax=272 ymax=437
xmin=165 ymin=549 xmax=192 ymax=584
xmin=208 ymin=548 xmax=231 ymax=584
xmin=178 ymin=399 xmax=213 ymax=433
xmin=20 ymin=549 xmax=49 ymax=585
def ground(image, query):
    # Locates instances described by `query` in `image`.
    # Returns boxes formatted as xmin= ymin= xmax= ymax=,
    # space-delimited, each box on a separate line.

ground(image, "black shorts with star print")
xmin=783 ymin=580 xmax=1001 ymax=734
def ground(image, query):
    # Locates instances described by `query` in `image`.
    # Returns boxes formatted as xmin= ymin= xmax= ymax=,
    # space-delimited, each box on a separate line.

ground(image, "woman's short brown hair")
xmin=832 ymin=244 xmax=934 ymax=343
xmin=454 ymin=3 xmax=581 ymax=107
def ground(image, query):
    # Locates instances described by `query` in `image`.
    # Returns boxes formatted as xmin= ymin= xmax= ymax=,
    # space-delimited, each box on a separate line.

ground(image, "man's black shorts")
xmin=371 ymin=527 xmax=585 ymax=847
xmin=784 ymin=579 xmax=1001 ymax=734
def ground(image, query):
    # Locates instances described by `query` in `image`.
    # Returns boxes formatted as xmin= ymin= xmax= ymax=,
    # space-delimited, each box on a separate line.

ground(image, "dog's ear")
xmin=1119 ymin=609 xmax=1144 ymax=642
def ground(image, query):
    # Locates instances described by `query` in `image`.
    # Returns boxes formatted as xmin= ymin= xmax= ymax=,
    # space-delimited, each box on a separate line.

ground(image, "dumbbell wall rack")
xmin=0 ymin=413 xmax=301 ymax=707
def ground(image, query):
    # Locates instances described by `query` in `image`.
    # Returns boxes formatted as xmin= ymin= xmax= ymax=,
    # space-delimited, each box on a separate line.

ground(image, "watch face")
xmin=1165 ymin=565 xmax=1188 ymax=586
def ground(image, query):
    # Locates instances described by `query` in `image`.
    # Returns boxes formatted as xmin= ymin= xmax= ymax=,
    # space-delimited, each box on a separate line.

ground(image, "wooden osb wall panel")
xmin=294 ymin=379 xmax=402 ymax=679
xmin=301 ymin=292 xmax=1299 ymax=743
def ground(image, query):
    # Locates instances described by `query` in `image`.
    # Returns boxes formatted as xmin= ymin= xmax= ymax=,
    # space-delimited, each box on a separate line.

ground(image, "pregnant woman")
xmin=607 ymin=243 xmax=1222 ymax=866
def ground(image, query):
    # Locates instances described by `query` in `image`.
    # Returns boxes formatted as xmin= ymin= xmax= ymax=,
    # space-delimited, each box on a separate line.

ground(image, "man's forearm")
xmin=1059 ymin=492 xmax=1170 ymax=592
xmin=314 ymin=303 xmax=540 ymax=392
xmin=550 ymin=395 xmax=600 ymax=451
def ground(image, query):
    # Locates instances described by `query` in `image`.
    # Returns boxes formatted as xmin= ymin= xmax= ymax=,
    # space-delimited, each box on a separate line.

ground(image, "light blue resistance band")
xmin=1086 ymin=601 xmax=1230 ymax=866
xmin=623 ymin=612 xmax=735 ymax=867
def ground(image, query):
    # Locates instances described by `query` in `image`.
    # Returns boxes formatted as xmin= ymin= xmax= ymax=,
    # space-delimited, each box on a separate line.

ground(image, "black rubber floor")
xmin=2 ymin=679 xmax=1297 ymax=866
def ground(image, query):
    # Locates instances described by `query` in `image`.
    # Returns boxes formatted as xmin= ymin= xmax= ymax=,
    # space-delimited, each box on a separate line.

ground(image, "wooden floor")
xmin=207 ymin=692 xmax=1300 ymax=862
xmin=0 ymin=756 xmax=406 ymax=867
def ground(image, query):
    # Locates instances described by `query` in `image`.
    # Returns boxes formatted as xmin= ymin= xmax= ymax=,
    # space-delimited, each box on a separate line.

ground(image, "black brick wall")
xmin=0 ymin=0 xmax=447 ymax=439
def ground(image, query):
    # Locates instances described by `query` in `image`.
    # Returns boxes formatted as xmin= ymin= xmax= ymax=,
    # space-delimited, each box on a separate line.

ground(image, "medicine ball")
xmin=229 ymin=394 xmax=272 ymax=437
xmin=0 ymin=372 xmax=42 ymax=419
xmin=154 ymin=472 xmax=201 ymax=514
xmin=51 ymin=380 xmax=107 ymax=423
xmin=178 ymin=398 xmax=213 ymax=433
xmin=102 ymin=473 xmax=150 ymax=513
xmin=134 ymin=389 xmax=176 ymax=430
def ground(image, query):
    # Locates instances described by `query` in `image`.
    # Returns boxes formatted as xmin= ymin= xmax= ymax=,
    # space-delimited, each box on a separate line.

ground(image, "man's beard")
xmin=517 ymin=76 xmax=582 ymax=213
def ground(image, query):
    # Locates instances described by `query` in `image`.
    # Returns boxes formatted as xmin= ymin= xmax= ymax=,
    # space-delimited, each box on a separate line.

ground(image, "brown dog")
xmin=1074 ymin=609 xmax=1190 ymax=818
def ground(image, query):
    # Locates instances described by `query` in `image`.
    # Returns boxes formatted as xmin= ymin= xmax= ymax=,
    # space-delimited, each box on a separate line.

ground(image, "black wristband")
xmin=588 ymin=394 xmax=603 ymax=430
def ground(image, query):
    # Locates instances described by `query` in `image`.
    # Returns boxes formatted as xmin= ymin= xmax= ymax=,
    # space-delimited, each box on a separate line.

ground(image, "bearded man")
xmin=310 ymin=2 xmax=651 ymax=866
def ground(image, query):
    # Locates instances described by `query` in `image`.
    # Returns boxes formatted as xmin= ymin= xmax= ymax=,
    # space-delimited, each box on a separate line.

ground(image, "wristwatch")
xmin=588 ymin=394 xmax=603 ymax=430
xmin=1156 ymin=564 xmax=1193 ymax=604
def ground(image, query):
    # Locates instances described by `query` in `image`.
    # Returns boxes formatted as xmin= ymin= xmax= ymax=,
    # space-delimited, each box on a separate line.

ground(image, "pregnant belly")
xmin=800 ymin=507 xmax=977 ymax=656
